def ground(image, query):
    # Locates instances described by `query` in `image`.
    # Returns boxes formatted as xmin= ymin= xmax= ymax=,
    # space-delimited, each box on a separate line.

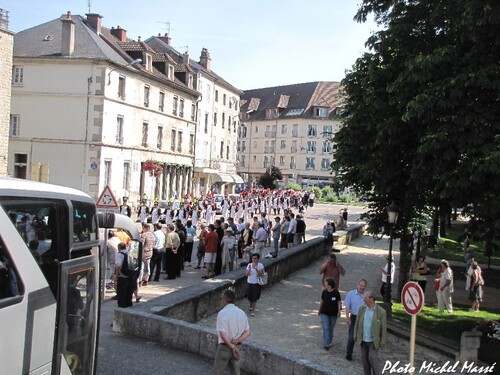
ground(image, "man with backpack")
xmin=115 ymin=242 xmax=134 ymax=307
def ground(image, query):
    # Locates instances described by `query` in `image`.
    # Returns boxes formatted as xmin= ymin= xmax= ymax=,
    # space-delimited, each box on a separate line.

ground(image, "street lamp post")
xmin=384 ymin=201 xmax=399 ymax=315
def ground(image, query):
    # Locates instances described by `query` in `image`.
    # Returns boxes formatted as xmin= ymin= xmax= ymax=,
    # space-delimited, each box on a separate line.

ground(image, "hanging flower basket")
xmin=143 ymin=160 xmax=164 ymax=177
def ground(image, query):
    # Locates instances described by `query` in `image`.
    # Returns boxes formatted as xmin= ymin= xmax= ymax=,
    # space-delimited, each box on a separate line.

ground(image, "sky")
xmin=2 ymin=0 xmax=378 ymax=90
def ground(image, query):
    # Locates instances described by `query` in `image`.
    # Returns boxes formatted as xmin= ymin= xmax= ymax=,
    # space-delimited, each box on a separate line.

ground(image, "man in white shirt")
xmin=214 ymin=289 xmax=251 ymax=375
xmin=151 ymin=223 xmax=166 ymax=282
xmin=379 ymin=256 xmax=396 ymax=301
xmin=254 ymin=222 xmax=267 ymax=255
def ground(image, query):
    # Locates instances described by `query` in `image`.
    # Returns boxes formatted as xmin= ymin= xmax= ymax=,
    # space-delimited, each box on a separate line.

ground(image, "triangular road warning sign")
xmin=96 ymin=185 xmax=119 ymax=208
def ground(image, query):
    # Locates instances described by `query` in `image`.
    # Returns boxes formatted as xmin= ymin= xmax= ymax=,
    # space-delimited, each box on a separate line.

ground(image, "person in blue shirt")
xmin=344 ymin=278 xmax=367 ymax=361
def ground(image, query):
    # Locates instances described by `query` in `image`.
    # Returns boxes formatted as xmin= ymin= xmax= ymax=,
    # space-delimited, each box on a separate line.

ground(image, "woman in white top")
xmin=245 ymin=253 xmax=265 ymax=316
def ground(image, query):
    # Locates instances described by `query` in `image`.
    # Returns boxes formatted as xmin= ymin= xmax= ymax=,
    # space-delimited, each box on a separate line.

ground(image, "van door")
xmin=54 ymin=255 xmax=99 ymax=375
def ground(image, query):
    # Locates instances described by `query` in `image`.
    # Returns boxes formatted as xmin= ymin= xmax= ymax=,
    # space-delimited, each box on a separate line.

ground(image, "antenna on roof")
xmin=88 ymin=0 xmax=91 ymax=13
xmin=175 ymin=46 xmax=189 ymax=53
xmin=158 ymin=21 xmax=171 ymax=34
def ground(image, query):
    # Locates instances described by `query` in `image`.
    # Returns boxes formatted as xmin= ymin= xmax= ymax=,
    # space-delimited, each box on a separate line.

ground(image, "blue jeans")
xmin=320 ymin=314 xmax=338 ymax=346
xmin=346 ymin=314 xmax=357 ymax=356
xmin=272 ymin=236 xmax=279 ymax=256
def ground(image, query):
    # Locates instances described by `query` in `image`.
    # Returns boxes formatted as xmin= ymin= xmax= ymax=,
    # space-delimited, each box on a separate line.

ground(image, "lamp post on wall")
xmin=107 ymin=58 xmax=142 ymax=84
xmin=384 ymin=201 xmax=399 ymax=315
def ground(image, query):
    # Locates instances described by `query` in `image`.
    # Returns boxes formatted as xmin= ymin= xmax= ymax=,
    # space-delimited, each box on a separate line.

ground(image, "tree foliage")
xmin=334 ymin=0 xmax=500 ymax=294
xmin=258 ymin=173 xmax=276 ymax=189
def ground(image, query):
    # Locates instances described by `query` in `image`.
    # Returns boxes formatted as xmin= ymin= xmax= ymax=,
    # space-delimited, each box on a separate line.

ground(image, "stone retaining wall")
xmin=114 ymin=237 xmax=344 ymax=375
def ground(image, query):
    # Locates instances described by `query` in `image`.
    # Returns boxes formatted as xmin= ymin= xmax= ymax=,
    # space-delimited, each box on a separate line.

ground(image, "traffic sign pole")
xmin=401 ymin=281 xmax=424 ymax=375
xmin=410 ymin=314 xmax=416 ymax=375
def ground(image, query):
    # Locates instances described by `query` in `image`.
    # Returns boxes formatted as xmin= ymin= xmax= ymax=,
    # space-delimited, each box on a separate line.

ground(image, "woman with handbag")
xmin=245 ymin=253 xmax=265 ymax=317
xmin=411 ymin=255 xmax=429 ymax=292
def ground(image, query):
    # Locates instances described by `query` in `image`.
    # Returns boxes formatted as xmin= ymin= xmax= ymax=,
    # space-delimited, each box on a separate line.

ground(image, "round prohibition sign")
xmin=401 ymin=281 xmax=424 ymax=315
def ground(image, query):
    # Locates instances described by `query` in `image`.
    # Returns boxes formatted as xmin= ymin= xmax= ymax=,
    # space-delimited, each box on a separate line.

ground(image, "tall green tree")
xmin=334 ymin=0 xmax=500 ymax=294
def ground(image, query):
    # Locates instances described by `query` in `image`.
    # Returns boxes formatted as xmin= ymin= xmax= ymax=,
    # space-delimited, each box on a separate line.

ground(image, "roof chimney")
xmin=199 ymin=47 xmax=211 ymax=71
xmin=110 ymin=26 xmax=127 ymax=42
xmin=158 ymin=33 xmax=171 ymax=45
xmin=61 ymin=11 xmax=75 ymax=56
xmin=86 ymin=13 xmax=102 ymax=34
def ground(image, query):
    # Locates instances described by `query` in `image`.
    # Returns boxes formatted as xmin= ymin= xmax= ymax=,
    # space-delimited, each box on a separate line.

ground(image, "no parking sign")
xmin=401 ymin=281 xmax=424 ymax=315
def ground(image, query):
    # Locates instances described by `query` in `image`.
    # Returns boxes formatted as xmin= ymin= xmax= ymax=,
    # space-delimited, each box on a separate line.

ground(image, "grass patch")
xmin=391 ymin=302 xmax=500 ymax=368
xmin=431 ymin=224 xmax=500 ymax=267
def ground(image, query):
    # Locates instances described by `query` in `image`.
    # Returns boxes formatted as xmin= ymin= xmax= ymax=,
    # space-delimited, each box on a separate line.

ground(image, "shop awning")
xmin=213 ymin=172 xmax=234 ymax=183
xmin=230 ymin=174 xmax=244 ymax=184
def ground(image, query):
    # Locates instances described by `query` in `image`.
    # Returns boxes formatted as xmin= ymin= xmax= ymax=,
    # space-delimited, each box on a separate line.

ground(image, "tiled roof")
xmin=145 ymin=36 xmax=242 ymax=95
xmin=240 ymin=82 xmax=343 ymax=121
xmin=13 ymin=14 xmax=199 ymax=98
xmin=14 ymin=14 xmax=128 ymax=64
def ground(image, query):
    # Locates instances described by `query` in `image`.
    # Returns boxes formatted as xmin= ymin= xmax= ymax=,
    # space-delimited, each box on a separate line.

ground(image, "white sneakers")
xmin=264 ymin=253 xmax=273 ymax=259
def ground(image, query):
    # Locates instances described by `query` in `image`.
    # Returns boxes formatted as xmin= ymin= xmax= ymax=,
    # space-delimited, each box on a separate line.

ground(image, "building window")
xmin=228 ymin=116 xmax=231 ymax=131
xmin=264 ymin=156 xmax=268 ymax=168
xmin=159 ymin=91 xmax=165 ymax=112
xmin=265 ymin=125 xmax=271 ymax=137
xmin=215 ymin=90 xmax=219 ymax=102
xmin=307 ymin=141 xmax=316 ymax=153
xmin=206 ymin=84 xmax=211 ymax=103
xmin=123 ymin=162 xmax=131 ymax=190
xmin=253 ymin=155 xmax=256 ymax=163
xmin=168 ymin=65 xmax=175 ymax=80
xmin=323 ymin=125 xmax=332 ymax=138
xmin=314 ymin=107 xmax=328 ymax=118
xmin=157 ymin=125 xmax=163 ymax=149
xmin=220 ymin=141 xmax=224 ymax=159
xmin=308 ymin=124 xmax=317 ymax=137
xmin=222 ymin=113 xmax=225 ymax=129
xmin=255 ymin=125 xmax=258 ymax=134
xmin=13 ymin=153 xmax=28 ymax=179
xmin=223 ymin=93 xmax=226 ymax=106
xmin=144 ymin=85 xmax=150 ymax=107
xmin=321 ymin=158 xmax=331 ymax=170
xmin=142 ymin=122 xmax=148 ymax=147
xmin=290 ymin=156 xmax=296 ymax=169
xmin=214 ymin=112 xmax=217 ymax=126
xmin=171 ymin=130 xmax=176 ymax=151
xmin=281 ymin=124 xmax=287 ymax=134
xmin=322 ymin=141 xmax=332 ymax=153
xmin=281 ymin=140 xmax=286 ymax=149
xmin=292 ymin=124 xmax=298 ymax=137
xmin=118 ymin=76 xmax=126 ymax=99
xmin=241 ymin=155 xmax=245 ymax=167
xmin=291 ymin=140 xmax=297 ymax=153
xmin=191 ymin=104 xmax=196 ymax=121
xmin=306 ymin=157 xmax=315 ymax=170
xmin=240 ymin=126 xmax=247 ymax=138
xmin=179 ymin=99 xmax=185 ymax=118
xmin=177 ymin=131 xmax=183 ymax=152
xmin=10 ymin=115 xmax=20 ymax=137
xmin=280 ymin=156 xmax=285 ymax=166
xmin=104 ymin=159 xmax=112 ymax=186
xmin=271 ymin=140 xmax=276 ymax=152
xmin=204 ymin=113 xmax=209 ymax=133
xmin=189 ymin=134 xmax=195 ymax=154
xmin=173 ymin=96 xmax=178 ymax=115
xmin=233 ymin=120 xmax=237 ymax=133
xmin=226 ymin=145 xmax=230 ymax=159
xmin=12 ymin=66 xmax=24 ymax=84
xmin=116 ymin=116 xmax=124 ymax=144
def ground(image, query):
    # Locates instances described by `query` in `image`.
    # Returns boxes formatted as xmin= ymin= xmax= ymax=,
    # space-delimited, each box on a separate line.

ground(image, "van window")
xmin=0 ymin=236 xmax=22 ymax=301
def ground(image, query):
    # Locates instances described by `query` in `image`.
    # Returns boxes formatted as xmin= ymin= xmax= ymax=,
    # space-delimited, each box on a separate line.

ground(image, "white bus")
xmin=0 ymin=178 xmax=141 ymax=375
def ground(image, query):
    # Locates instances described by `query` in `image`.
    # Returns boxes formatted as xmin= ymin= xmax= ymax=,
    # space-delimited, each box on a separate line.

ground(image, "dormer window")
xmin=265 ymin=108 xmax=279 ymax=119
xmin=314 ymin=107 xmax=328 ymax=119
xmin=144 ymin=53 xmax=153 ymax=72
xmin=168 ymin=65 xmax=174 ymax=80
xmin=188 ymin=74 xmax=194 ymax=89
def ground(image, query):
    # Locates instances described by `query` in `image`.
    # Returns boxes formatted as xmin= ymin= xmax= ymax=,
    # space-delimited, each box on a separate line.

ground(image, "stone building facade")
xmin=0 ymin=9 xmax=14 ymax=176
